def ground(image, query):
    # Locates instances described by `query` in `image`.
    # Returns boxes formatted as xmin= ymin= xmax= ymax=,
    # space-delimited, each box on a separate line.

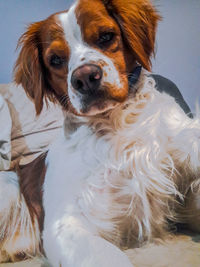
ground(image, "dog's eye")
xmin=97 ymin=32 xmax=114 ymax=46
xmin=50 ymin=54 xmax=65 ymax=68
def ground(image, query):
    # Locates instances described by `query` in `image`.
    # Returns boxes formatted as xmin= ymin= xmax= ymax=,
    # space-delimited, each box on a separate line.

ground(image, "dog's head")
xmin=14 ymin=0 xmax=160 ymax=116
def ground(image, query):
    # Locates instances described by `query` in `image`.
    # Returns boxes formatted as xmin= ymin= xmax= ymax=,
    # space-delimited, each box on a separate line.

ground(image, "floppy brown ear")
xmin=14 ymin=21 xmax=46 ymax=115
xmin=103 ymin=0 xmax=161 ymax=71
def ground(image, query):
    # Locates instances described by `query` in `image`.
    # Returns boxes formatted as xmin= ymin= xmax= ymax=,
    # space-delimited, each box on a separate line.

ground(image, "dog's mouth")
xmin=68 ymin=86 xmax=121 ymax=116
xmin=80 ymin=97 xmax=120 ymax=116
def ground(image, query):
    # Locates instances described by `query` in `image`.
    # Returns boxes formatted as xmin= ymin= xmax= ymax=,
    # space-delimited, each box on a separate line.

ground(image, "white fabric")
xmin=0 ymin=83 xmax=64 ymax=168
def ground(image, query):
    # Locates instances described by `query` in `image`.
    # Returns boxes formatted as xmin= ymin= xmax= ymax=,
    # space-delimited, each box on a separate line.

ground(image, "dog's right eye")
xmin=97 ymin=32 xmax=115 ymax=48
xmin=50 ymin=54 xmax=66 ymax=68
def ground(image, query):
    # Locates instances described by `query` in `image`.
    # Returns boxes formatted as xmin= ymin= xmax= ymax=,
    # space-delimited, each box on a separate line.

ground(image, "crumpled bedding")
xmin=125 ymin=233 xmax=200 ymax=267
xmin=0 ymin=83 xmax=64 ymax=170
xmin=0 ymin=94 xmax=12 ymax=170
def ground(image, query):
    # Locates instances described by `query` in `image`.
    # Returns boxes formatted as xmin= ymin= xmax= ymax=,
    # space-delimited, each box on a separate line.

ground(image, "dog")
xmin=0 ymin=0 xmax=199 ymax=266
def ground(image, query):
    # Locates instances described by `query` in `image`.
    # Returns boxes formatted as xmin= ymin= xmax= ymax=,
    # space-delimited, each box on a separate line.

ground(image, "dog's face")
xmin=15 ymin=0 xmax=160 ymax=116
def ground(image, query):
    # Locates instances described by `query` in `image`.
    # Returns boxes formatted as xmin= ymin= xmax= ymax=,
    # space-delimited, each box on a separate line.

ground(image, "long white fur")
xmin=43 ymin=72 xmax=200 ymax=266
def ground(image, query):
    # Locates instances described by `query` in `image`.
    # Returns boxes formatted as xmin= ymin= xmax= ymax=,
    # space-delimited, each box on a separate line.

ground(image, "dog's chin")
xmin=82 ymin=101 xmax=120 ymax=116
xmin=68 ymin=81 xmax=129 ymax=117
xmin=69 ymin=97 xmax=120 ymax=117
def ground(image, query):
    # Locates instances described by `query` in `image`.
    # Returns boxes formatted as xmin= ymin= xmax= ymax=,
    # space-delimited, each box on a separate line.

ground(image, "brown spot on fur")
xmin=98 ymin=60 xmax=109 ymax=68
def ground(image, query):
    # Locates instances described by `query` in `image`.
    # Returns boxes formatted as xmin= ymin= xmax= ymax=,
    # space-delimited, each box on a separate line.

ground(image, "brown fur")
xmin=14 ymin=13 xmax=69 ymax=114
xmin=17 ymin=152 xmax=47 ymax=232
xmin=102 ymin=0 xmax=161 ymax=70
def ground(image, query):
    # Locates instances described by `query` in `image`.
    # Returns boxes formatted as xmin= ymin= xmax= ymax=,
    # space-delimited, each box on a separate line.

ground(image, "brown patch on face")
xmin=103 ymin=81 xmax=128 ymax=101
xmin=14 ymin=11 xmax=70 ymax=114
xmin=76 ymin=0 xmax=160 ymax=73
xmin=102 ymin=0 xmax=161 ymax=71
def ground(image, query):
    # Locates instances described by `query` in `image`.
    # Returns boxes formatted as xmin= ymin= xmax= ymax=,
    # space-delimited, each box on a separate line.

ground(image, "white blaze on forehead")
xmin=58 ymin=5 xmax=122 ymax=87
xmin=59 ymin=4 xmax=83 ymax=68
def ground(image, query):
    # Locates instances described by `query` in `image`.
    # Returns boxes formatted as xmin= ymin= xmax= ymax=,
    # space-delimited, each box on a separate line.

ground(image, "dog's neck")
xmin=128 ymin=64 xmax=142 ymax=91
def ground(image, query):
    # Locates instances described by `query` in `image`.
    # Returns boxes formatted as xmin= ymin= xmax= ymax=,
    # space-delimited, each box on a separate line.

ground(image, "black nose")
xmin=71 ymin=64 xmax=103 ymax=94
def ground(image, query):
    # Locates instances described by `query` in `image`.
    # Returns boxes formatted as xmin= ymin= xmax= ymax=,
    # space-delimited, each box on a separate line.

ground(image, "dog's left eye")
xmin=49 ymin=54 xmax=66 ymax=68
xmin=97 ymin=32 xmax=114 ymax=46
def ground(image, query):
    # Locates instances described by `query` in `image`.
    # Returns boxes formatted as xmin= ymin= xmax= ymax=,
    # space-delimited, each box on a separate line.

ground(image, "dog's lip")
xmin=68 ymin=92 xmax=120 ymax=116
xmin=80 ymin=99 xmax=120 ymax=116
xmin=68 ymin=84 xmax=126 ymax=116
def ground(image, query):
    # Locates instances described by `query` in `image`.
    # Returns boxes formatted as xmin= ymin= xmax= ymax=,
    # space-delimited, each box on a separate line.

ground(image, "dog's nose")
xmin=71 ymin=64 xmax=102 ymax=94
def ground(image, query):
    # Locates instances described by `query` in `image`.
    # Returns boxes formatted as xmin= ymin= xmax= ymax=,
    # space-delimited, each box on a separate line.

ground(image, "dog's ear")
xmin=102 ymin=0 xmax=161 ymax=71
xmin=14 ymin=21 xmax=47 ymax=115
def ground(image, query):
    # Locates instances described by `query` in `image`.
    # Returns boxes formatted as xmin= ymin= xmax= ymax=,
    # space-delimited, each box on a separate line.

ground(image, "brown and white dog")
xmin=0 ymin=0 xmax=200 ymax=266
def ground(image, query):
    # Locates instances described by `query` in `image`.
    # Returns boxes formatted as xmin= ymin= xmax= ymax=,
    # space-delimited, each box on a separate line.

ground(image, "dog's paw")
xmin=44 ymin=230 xmax=133 ymax=267
xmin=68 ymin=237 xmax=133 ymax=267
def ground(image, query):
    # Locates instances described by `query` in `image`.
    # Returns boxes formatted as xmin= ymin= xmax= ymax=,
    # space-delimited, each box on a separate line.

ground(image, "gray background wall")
xmin=0 ymin=0 xmax=199 ymax=111
xmin=153 ymin=0 xmax=200 ymax=112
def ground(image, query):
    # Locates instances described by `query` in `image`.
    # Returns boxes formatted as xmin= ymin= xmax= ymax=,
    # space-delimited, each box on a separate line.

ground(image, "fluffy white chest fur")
xmin=43 ymin=76 xmax=200 ymax=267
